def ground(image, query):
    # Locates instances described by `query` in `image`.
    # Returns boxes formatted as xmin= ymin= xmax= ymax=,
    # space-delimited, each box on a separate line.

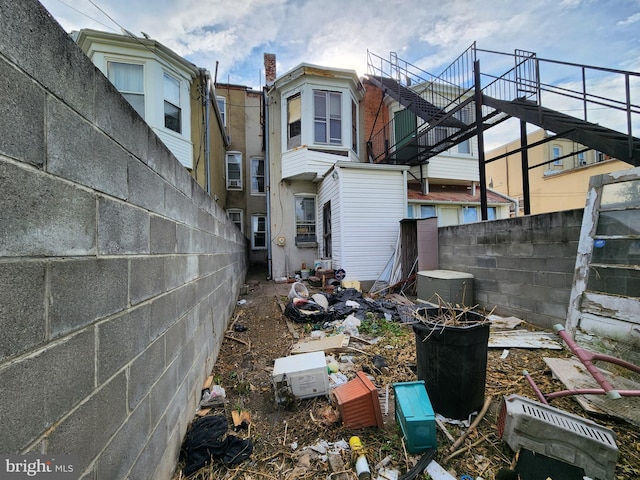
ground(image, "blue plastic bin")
xmin=393 ymin=381 xmax=437 ymax=453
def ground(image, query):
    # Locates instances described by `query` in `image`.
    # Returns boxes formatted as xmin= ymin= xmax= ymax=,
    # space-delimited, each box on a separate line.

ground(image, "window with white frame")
xmin=227 ymin=209 xmax=243 ymax=232
xmin=251 ymin=157 xmax=265 ymax=194
xmin=163 ymin=72 xmax=181 ymax=133
xmin=251 ymin=214 xmax=267 ymax=249
xmin=314 ymin=90 xmax=341 ymax=145
xmin=226 ymin=152 xmax=242 ymax=189
xmin=287 ymin=93 xmax=301 ymax=149
xmin=578 ymin=151 xmax=587 ymax=166
xmin=462 ymin=206 xmax=478 ymax=223
xmin=457 ymin=140 xmax=470 ymax=154
xmin=420 ymin=205 xmax=436 ymax=218
xmin=351 ymin=99 xmax=358 ymax=153
xmin=552 ymin=145 xmax=563 ymax=166
xmin=217 ymin=96 xmax=226 ymax=126
xmin=107 ymin=61 xmax=145 ymax=118
xmin=295 ymin=196 xmax=316 ymax=245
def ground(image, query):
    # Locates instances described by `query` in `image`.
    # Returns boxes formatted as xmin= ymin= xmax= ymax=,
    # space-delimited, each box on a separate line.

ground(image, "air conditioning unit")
xmin=229 ymin=179 xmax=240 ymax=188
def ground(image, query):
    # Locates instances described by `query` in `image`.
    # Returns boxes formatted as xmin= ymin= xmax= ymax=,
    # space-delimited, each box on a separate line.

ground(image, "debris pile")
xmin=173 ymin=276 xmax=640 ymax=480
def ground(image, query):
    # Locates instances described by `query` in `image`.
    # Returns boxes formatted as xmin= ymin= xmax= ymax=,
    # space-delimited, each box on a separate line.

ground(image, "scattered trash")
xmin=499 ymin=349 xmax=509 ymax=359
xmin=180 ymin=415 xmax=253 ymax=476
xmin=372 ymin=354 xmax=388 ymax=370
xmin=288 ymin=281 xmax=309 ymax=301
xmin=200 ymin=385 xmax=226 ymax=407
xmin=349 ymin=436 xmax=371 ymax=480
xmin=311 ymin=292 xmax=329 ymax=310
xmin=377 ymin=468 xmax=399 ymax=480
xmin=231 ymin=409 xmax=251 ymax=430
xmin=236 ymin=299 xmax=247 ymax=305
xmin=234 ymin=324 xmax=248 ymax=332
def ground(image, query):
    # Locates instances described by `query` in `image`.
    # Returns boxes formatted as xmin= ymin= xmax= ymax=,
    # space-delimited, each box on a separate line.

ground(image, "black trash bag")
xmin=181 ymin=415 xmax=253 ymax=476
xmin=284 ymin=300 xmax=332 ymax=324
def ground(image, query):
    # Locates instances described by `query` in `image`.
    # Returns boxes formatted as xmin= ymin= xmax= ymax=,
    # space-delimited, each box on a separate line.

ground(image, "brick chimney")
xmin=264 ymin=53 xmax=276 ymax=86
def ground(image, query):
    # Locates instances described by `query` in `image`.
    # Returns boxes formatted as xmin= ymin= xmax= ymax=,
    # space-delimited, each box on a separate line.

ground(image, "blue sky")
xmin=39 ymin=0 xmax=640 ymax=147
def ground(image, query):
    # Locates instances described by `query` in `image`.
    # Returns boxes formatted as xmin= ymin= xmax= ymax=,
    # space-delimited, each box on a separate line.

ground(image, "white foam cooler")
xmin=272 ymin=351 xmax=329 ymax=403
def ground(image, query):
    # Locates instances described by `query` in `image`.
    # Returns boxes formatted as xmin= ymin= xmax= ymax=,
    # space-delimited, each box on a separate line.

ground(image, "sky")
xmin=38 ymin=0 xmax=640 ymax=147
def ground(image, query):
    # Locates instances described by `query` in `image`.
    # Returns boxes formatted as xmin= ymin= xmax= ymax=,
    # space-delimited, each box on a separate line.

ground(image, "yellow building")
xmin=486 ymin=129 xmax=633 ymax=215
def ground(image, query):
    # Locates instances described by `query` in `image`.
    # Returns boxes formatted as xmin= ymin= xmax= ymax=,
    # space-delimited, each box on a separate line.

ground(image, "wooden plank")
xmin=544 ymin=357 xmax=640 ymax=426
xmin=291 ymin=334 xmax=349 ymax=354
xmin=488 ymin=331 xmax=562 ymax=349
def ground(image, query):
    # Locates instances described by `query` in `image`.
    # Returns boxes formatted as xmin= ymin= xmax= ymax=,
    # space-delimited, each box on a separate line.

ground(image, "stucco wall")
xmin=0 ymin=2 xmax=247 ymax=479
xmin=438 ymin=209 xmax=583 ymax=329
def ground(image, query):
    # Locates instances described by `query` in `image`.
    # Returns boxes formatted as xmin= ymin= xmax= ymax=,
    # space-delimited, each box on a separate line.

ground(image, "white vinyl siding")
xmin=322 ymin=164 xmax=407 ymax=281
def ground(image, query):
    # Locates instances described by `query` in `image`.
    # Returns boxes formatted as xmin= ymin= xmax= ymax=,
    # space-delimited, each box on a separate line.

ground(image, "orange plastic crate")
xmin=332 ymin=371 xmax=384 ymax=428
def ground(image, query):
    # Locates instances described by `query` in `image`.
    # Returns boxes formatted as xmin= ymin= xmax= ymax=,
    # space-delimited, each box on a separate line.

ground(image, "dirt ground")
xmin=172 ymin=268 xmax=640 ymax=480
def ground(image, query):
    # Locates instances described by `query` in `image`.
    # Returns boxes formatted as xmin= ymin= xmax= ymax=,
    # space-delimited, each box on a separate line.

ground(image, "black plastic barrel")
xmin=412 ymin=307 xmax=490 ymax=420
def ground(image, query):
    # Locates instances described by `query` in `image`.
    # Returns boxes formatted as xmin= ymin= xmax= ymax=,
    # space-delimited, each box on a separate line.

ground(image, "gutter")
xmin=264 ymin=88 xmax=273 ymax=280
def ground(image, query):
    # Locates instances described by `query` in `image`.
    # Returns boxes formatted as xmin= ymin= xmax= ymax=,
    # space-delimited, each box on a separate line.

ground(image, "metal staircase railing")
xmin=367 ymin=45 xmax=640 ymax=166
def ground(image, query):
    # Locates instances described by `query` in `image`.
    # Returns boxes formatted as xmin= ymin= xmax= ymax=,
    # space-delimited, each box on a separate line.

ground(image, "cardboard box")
xmin=272 ymin=351 xmax=329 ymax=403
xmin=394 ymin=381 xmax=437 ymax=453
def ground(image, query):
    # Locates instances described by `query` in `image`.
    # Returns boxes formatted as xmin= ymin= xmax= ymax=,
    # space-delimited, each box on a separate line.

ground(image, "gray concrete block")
xmin=164 ymin=185 xmax=188 ymax=223
xmin=97 ymin=305 xmax=151 ymax=385
xmin=98 ymin=198 xmax=150 ymax=255
xmin=165 ymin=256 xmax=188 ymax=290
xmin=176 ymin=283 xmax=197 ymax=319
xmin=47 ymin=99 xmax=127 ymax=200
xmin=150 ymin=291 xmax=178 ymax=340
xmin=129 ymin=257 xmax=165 ymax=305
xmin=46 ymin=372 xmax=128 ymax=473
xmin=166 ymin=317 xmax=187 ymax=365
xmin=149 ymin=360 xmax=180 ymax=427
xmin=176 ymin=224 xmax=193 ymax=253
xmin=147 ymin=134 xmax=176 ymax=186
xmin=0 ymin=1 xmax=95 ymax=119
xmin=177 ymin=337 xmax=196 ymax=383
xmin=49 ymin=258 xmax=128 ymax=337
xmin=533 ymin=271 xmax=568 ymax=288
xmin=0 ymin=261 xmax=46 ymax=361
xmin=153 ymin=424 xmax=183 ymax=480
xmin=0 ymin=58 xmax=45 ymax=166
xmin=128 ymin=159 xmax=166 ymax=215
xmin=128 ymin=416 xmax=169 ymax=480
xmin=95 ymin=397 xmax=151 ymax=480
xmin=174 ymin=163 xmax=193 ymax=201
xmin=94 ymin=76 xmax=149 ymax=162
xmin=128 ymin=337 xmax=166 ymax=411
xmin=0 ymin=329 xmax=95 ymax=452
xmin=150 ymin=215 xmax=177 ymax=254
xmin=0 ymin=161 xmax=97 ymax=257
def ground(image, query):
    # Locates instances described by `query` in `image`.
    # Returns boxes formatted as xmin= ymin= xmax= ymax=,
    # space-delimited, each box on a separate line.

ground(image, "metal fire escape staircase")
xmin=366 ymin=46 xmax=640 ymax=215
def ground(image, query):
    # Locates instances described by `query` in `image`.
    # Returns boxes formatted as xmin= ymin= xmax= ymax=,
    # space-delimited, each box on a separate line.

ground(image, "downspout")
xmin=264 ymin=88 xmax=273 ymax=280
xmin=201 ymin=68 xmax=212 ymax=194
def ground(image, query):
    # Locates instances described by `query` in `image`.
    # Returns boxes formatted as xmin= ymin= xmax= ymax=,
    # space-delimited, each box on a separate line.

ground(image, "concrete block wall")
xmin=438 ymin=209 xmax=583 ymax=329
xmin=0 ymin=1 xmax=247 ymax=479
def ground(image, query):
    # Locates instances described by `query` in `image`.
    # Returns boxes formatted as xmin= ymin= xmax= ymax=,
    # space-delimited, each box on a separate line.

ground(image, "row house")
xmin=74 ymin=30 xmax=270 ymax=265
xmin=487 ymin=128 xmax=634 ymax=215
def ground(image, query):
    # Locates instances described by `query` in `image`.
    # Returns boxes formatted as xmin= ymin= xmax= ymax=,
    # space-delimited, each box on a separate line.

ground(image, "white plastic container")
xmin=272 ymin=351 xmax=329 ymax=403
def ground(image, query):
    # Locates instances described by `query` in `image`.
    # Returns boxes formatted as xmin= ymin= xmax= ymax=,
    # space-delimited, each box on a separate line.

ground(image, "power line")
xmin=47 ymin=0 xmax=117 ymax=32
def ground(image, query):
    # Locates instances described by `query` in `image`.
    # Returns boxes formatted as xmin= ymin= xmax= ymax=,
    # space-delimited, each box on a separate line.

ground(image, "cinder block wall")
xmin=438 ymin=209 xmax=583 ymax=329
xmin=0 ymin=2 xmax=247 ymax=479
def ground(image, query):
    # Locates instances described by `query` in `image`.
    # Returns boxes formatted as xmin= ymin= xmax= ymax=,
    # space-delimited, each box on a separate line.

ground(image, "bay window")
xmin=314 ymin=90 xmax=341 ymax=145
xmin=107 ymin=61 xmax=144 ymax=118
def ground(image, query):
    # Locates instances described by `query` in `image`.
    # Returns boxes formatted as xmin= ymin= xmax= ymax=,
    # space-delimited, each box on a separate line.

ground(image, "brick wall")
xmin=438 ymin=210 xmax=583 ymax=329
xmin=0 ymin=2 xmax=247 ymax=479
xmin=362 ymin=79 xmax=389 ymax=160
